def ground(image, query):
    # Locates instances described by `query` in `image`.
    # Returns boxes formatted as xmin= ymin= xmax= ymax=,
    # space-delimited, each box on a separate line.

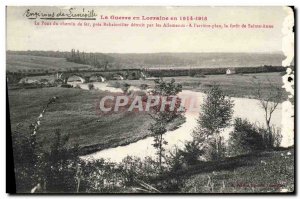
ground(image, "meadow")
xmin=120 ymin=72 xmax=287 ymax=101
xmin=6 ymin=54 xmax=92 ymax=72
xmin=179 ymin=147 xmax=294 ymax=193
xmin=8 ymin=87 xmax=184 ymax=155
xmin=164 ymin=72 xmax=288 ymax=100
xmin=8 ymin=71 xmax=287 ymax=156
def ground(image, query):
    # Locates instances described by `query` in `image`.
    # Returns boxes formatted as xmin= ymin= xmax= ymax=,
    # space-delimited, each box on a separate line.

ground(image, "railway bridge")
xmin=7 ymin=69 xmax=145 ymax=84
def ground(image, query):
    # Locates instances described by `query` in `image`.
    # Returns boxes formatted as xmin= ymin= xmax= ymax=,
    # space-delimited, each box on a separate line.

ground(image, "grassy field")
xmin=163 ymin=72 xmax=288 ymax=100
xmin=180 ymin=147 xmax=294 ymax=193
xmin=8 ymin=87 xmax=184 ymax=155
xmin=13 ymin=72 xmax=287 ymax=100
xmin=8 ymin=72 xmax=288 ymax=155
xmin=119 ymin=72 xmax=287 ymax=101
xmin=151 ymin=147 xmax=294 ymax=193
xmin=6 ymin=54 xmax=93 ymax=72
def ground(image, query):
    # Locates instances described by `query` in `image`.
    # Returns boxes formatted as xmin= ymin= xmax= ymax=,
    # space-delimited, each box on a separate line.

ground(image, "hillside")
xmin=154 ymin=148 xmax=294 ymax=193
xmin=6 ymin=51 xmax=288 ymax=72
xmin=108 ymin=52 xmax=286 ymax=68
xmin=6 ymin=54 xmax=93 ymax=72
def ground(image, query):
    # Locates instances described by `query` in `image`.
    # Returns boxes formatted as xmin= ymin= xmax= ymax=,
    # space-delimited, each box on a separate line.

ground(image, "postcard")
xmin=6 ymin=6 xmax=295 ymax=194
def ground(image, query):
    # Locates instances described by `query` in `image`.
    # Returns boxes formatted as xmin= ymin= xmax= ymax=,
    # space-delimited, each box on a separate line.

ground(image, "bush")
xmin=189 ymin=71 xmax=196 ymax=77
xmin=140 ymin=84 xmax=148 ymax=90
xmin=180 ymin=140 xmax=205 ymax=165
xmin=259 ymin=125 xmax=282 ymax=149
xmin=121 ymin=83 xmax=130 ymax=94
xmin=165 ymin=148 xmax=185 ymax=173
xmin=88 ymin=83 xmax=94 ymax=90
xmin=228 ymin=118 xmax=265 ymax=156
xmin=60 ymin=84 xmax=73 ymax=88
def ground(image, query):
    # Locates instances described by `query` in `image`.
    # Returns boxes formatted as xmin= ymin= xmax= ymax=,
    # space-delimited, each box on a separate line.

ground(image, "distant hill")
xmin=6 ymin=54 xmax=93 ymax=72
xmin=108 ymin=52 xmax=286 ymax=68
xmin=6 ymin=51 xmax=289 ymax=72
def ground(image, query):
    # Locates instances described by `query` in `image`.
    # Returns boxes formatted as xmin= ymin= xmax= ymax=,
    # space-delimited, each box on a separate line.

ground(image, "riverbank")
xmin=8 ymin=87 xmax=185 ymax=156
xmin=81 ymin=89 xmax=288 ymax=162
xmin=8 ymin=72 xmax=291 ymax=157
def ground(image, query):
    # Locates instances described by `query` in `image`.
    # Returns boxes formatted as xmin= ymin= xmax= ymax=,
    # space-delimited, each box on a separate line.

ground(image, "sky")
xmin=6 ymin=6 xmax=289 ymax=53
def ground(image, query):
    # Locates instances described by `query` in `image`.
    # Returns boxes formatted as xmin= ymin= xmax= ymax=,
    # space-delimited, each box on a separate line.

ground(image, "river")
xmin=68 ymin=82 xmax=293 ymax=163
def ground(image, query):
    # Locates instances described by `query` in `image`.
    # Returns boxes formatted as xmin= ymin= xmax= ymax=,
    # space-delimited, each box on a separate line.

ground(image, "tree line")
xmin=66 ymin=49 xmax=114 ymax=69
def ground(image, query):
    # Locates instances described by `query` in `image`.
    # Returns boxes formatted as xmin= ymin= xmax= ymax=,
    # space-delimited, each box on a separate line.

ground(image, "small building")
xmin=226 ymin=68 xmax=236 ymax=75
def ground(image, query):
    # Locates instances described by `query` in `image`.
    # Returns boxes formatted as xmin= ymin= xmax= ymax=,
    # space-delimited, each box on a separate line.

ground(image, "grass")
xmin=154 ymin=147 xmax=294 ymax=193
xmin=6 ymin=54 xmax=93 ymax=72
xmin=163 ymin=72 xmax=288 ymax=101
xmin=8 ymin=87 xmax=149 ymax=154
xmin=8 ymin=72 xmax=289 ymax=155
xmin=8 ymin=87 xmax=184 ymax=155
xmin=91 ymin=72 xmax=287 ymax=101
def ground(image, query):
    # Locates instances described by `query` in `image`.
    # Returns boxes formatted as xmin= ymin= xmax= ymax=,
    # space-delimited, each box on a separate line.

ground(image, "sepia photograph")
xmin=6 ymin=6 xmax=295 ymax=194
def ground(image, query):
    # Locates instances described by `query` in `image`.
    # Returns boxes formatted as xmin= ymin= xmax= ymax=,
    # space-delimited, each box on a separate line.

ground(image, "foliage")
xmin=198 ymin=85 xmax=234 ymax=134
xmin=258 ymin=125 xmax=283 ymax=149
xmin=194 ymin=84 xmax=234 ymax=160
xmin=121 ymin=83 xmax=131 ymax=94
xmin=228 ymin=118 xmax=265 ymax=156
xmin=180 ymin=140 xmax=205 ymax=165
xmin=149 ymin=78 xmax=183 ymax=172
xmin=255 ymin=80 xmax=283 ymax=134
xmin=228 ymin=118 xmax=283 ymax=156
xmin=88 ymin=83 xmax=94 ymax=90
xmin=42 ymin=131 xmax=80 ymax=192
xmin=66 ymin=49 xmax=113 ymax=69
xmin=140 ymin=83 xmax=148 ymax=90
xmin=13 ymin=129 xmax=80 ymax=193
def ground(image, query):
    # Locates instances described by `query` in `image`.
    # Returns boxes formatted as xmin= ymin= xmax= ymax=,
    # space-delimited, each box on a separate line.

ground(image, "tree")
xmin=254 ymin=80 xmax=283 ymax=137
xmin=43 ymin=130 xmax=79 ymax=193
xmin=193 ymin=85 xmax=234 ymax=160
xmin=148 ymin=78 xmax=183 ymax=172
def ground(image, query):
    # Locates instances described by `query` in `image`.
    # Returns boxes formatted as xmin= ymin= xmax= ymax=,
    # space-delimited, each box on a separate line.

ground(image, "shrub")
xmin=180 ymin=140 xmax=205 ymax=165
xmin=165 ymin=147 xmax=185 ymax=173
xmin=228 ymin=118 xmax=265 ymax=156
xmin=88 ymin=83 xmax=94 ymax=90
xmin=259 ymin=125 xmax=282 ymax=149
xmin=140 ymin=84 xmax=148 ymax=90
xmin=189 ymin=71 xmax=196 ymax=77
xmin=121 ymin=83 xmax=131 ymax=94
xmin=60 ymin=84 xmax=73 ymax=88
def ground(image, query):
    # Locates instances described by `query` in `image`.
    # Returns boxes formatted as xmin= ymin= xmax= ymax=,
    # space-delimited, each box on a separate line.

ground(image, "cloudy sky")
xmin=6 ymin=6 xmax=288 ymax=53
